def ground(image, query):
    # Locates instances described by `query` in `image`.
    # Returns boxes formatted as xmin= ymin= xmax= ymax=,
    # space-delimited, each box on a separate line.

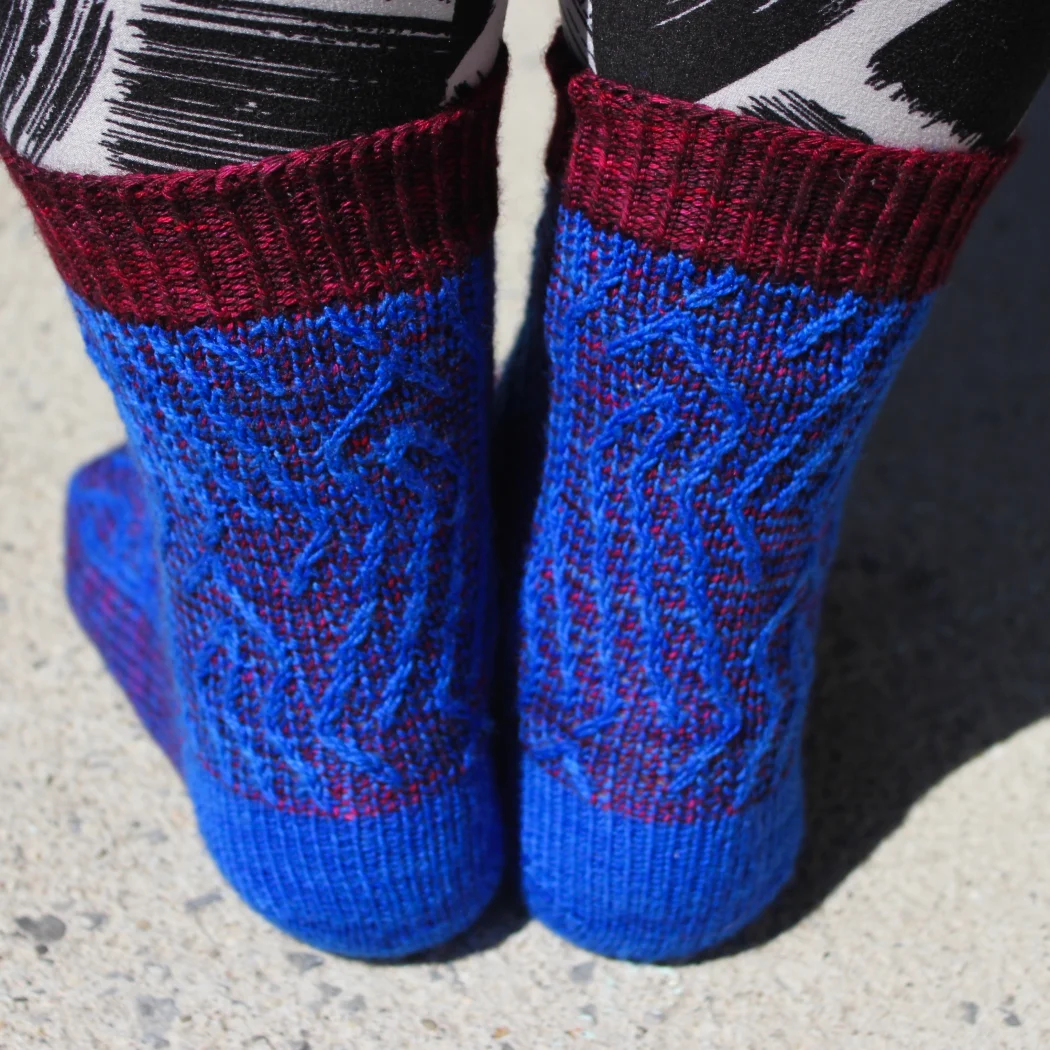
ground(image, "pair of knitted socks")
xmin=4 ymin=32 xmax=1014 ymax=961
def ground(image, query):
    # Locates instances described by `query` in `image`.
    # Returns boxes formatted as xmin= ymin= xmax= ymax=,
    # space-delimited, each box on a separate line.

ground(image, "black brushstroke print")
xmin=0 ymin=0 xmax=112 ymax=163
xmin=740 ymin=90 xmax=873 ymax=143
xmin=867 ymin=0 xmax=1050 ymax=148
xmin=447 ymin=0 xmax=496 ymax=101
xmin=592 ymin=0 xmax=862 ymax=102
xmin=105 ymin=0 xmax=494 ymax=173
xmin=559 ymin=0 xmax=591 ymax=69
xmin=0 ymin=0 xmax=53 ymax=127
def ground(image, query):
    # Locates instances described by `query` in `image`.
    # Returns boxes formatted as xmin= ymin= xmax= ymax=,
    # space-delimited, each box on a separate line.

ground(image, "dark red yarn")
xmin=546 ymin=33 xmax=1015 ymax=301
xmin=2 ymin=49 xmax=506 ymax=329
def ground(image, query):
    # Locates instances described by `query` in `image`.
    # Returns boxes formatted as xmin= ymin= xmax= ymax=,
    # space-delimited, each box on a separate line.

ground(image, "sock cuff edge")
xmin=544 ymin=31 xmax=1015 ymax=301
xmin=2 ymin=47 xmax=508 ymax=329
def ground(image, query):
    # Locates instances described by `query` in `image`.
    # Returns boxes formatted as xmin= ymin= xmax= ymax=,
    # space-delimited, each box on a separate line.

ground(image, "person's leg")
xmin=7 ymin=0 xmax=505 ymax=770
xmin=6 ymin=0 xmax=502 ymax=778
xmin=561 ymin=0 xmax=1050 ymax=149
xmin=1 ymin=0 xmax=506 ymax=172
xmin=500 ymin=11 xmax=1045 ymax=961
xmin=3 ymin=0 xmax=508 ymax=957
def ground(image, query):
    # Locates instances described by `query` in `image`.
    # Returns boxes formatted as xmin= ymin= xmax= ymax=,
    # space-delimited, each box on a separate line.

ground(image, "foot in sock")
xmin=495 ymin=36 xmax=1013 ymax=962
xmin=66 ymin=446 xmax=178 ymax=768
xmin=4 ymin=52 xmax=508 ymax=958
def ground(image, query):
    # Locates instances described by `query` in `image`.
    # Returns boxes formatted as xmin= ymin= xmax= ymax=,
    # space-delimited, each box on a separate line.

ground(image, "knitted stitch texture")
xmin=66 ymin=446 xmax=177 ymax=767
xmin=5 ymin=54 xmax=507 ymax=957
xmin=496 ymin=35 xmax=1013 ymax=962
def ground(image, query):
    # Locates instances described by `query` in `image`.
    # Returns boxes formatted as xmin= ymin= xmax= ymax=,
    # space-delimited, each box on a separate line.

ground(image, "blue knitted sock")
xmin=7 ymin=59 xmax=508 ymax=957
xmin=496 ymin=37 xmax=1012 ymax=962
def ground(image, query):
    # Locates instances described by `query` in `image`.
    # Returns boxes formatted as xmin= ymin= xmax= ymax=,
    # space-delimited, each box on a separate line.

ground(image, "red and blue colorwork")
xmin=496 ymin=36 xmax=1013 ymax=962
xmin=4 ymin=56 xmax=507 ymax=958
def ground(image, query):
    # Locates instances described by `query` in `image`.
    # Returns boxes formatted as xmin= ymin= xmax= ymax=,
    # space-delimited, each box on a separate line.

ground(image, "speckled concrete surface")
xmin=2 ymin=4 xmax=1050 ymax=1048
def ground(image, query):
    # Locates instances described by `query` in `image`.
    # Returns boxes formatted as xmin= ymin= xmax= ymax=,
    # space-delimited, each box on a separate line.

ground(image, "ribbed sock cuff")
xmin=1 ymin=47 xmax=507 ymax=328
xmin=544 ymin=31 xmax=1013 ymax=300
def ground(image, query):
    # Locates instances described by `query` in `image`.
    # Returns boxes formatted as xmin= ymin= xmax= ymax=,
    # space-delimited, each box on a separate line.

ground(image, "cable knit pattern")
xmin=500 ymin=35 xmax=1012 ymax=962
xmin=521 ymin=211 xmax=927 ymax=819
xmin=5 ymin=59 xmax=506 ymax=957
xmin=71 ymin=266 xmax=495 ymax=815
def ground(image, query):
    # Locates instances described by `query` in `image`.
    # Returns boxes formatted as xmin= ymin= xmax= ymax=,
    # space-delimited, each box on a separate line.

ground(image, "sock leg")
xmin=498 ymin=36 xmax=1014 ymax=962
xmin=561 ymin=0 xmax=1050 ymax=150
xmin=6 ymin=48 xmax=508 ymax=958
xmin=65 ymin=445 xmax=179 ymax=767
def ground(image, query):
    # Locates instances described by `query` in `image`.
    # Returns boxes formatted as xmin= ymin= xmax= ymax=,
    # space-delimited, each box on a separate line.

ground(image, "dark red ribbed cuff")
xmin=2 ymin=48 xmax=506 ymax=329
xmin=545 ymin=33 xmax=1014 ymax=300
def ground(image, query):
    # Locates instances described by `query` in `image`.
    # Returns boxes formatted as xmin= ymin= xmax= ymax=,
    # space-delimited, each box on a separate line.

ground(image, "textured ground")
xmin=2 ymin=2 xmax=1049 ymax=1047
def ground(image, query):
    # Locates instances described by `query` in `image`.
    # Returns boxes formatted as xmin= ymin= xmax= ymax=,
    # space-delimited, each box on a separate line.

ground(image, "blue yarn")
xmin=70 ymin=255 xmax=503 ymax=957
xmin=500 ymin=204 xmax=931 ymax=961
xmin=520 ymin=753 xmax=804 ymax=961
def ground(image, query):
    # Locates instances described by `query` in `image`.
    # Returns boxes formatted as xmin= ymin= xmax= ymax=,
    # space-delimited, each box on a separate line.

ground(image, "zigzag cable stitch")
xmin=69 ymin=262 xmax=491 ymax=812
xmin=520 ymin=211 xmax=935 ymax=818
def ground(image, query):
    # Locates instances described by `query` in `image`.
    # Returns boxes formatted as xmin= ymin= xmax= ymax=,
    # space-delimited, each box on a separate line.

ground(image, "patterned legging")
xmin=1 ymin=0 xmax=1048 ymax=175
xmin=562 ymin=0 xmax=1050 ymax=149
